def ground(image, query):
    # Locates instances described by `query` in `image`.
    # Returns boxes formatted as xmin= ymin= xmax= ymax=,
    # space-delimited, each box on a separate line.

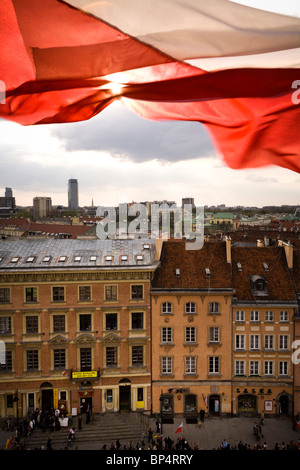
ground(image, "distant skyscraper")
xmin=68 ymin=179 xmax=79 ymax=210
xmin=5 ymin=187 xmax=12 ymax=198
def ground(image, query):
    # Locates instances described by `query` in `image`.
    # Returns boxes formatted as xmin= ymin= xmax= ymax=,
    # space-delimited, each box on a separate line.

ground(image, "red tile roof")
xmin=231 ymin=246 xmax=296 ymax=301
xmin=152 ymin=240 xmax=232 ymax=290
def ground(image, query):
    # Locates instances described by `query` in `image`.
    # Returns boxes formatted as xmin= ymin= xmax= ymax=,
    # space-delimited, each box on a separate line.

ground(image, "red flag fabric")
xmin=0 ymin=0 xmax=300 ymax=172
xmin=175 ymin=422 xmax=183 ymax=434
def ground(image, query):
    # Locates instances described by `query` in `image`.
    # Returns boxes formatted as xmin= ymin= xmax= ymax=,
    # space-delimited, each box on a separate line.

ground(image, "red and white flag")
xmin=1 ymin=0 xmax=300 ymax=172
xmin=175 ymin=422 xmax=183 ymax=434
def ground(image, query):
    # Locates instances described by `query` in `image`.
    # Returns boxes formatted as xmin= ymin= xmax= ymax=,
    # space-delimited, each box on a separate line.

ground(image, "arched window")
xmin=185 ymin=302 xmax=196 ymax=314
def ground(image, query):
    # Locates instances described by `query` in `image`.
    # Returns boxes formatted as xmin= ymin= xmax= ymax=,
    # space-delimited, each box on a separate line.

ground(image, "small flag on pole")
xmin=175 ymin=422 xmax=183 ymax=434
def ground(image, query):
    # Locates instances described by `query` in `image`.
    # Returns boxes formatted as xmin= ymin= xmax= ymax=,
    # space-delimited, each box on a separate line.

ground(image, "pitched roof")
xmin=0 ymin=238 xmax=157 ymax=270
xmin=231 ymin=246 xmax=296 ymax=303
xmin=151 ymin=240 xmax=233 ymax=291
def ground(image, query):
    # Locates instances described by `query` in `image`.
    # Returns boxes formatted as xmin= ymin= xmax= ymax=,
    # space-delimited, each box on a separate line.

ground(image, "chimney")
xmin=278 ymin=240 xmax=293 ymax=269
xmin=225 ymin=236 xmax=231 ymax=263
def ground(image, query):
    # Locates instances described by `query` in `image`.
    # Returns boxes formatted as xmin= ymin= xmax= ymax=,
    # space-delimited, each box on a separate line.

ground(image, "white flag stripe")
xmin=67 ymin=0 xmax=300 ymax=61
xmin=187 ymin=47 xmax=300 ymax=72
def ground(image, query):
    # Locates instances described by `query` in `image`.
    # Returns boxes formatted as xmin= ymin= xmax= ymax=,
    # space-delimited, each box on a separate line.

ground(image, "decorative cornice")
xmin=0 ymin=270 xmax=152 ymax=284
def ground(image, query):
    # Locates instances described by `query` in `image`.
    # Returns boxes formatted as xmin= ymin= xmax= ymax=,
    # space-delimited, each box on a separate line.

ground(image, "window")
xmin=137 ymin=388 xmax=143 ymax=402
xmin=235 ymin=360 xmax=245 ymax=376
xmin=105 ymin=285 xmax=118 ymax=301
xmin=250 ymin=275 xmax=268 ymax=296
xmin=161 ymin=357 xmax=172 ymax=375
xmin=185 ymin=302 xmax=196 ymax=314
xmin=53 ymin=315 xmax=65 ymax=333
xmin=105 ymin=313 xmax=118 ymax=330
xmin=132 ymin=312 xmax=143 ymax=330
xmin=27 ymin=350 xmax=39 ymax=371
xmin=250 ymin=335 xmax=260 ymax=350
xmin=209 ymin=302 xmax=219 ymax=314
xmin=265 ymin=311 xmax=274 ymax=322
xmin=25 ymin=287 xmax=38 ymax=303
xmin=106 ymin=346 xmax=117 ymax=367
xmin=54 ymin=349 xmax=66 ymax=370
xmin=279 ymin=335 xmax=289 ymax=350
xmin=235 ymin=335 xmax=245 ymax=350
xmin=132 ymin=346 xmax=143 ymax=366
xmin=161 ymin=302 xmax=172 ymax=314
xmin=26 ymin=316 xmax=38 ymax=334
xmin=280 ymin=311 xmax=289 ymax=322
xmin=264 ymin=335 xmax=274 ymax=350
xmin=209 ymin=357 xmax=219 ymax=374
xmin=209 ymin=327 xmax=219 ymax=343
xmin=52 ymin=286 xmax=65 ymax=302
xmin=264 ymin=361 xmax=274 ymax=376
xmin=0 ymin=288 xmax=10 ymax=303
xmin=236 ymin=310 xmax=245 ymax=322
xmin=279 ymin=361 xmax=289 ymax=376
xmin=185 ymin=357 xmax=196 ymax=375
xmin=79 ymin=314 xmax=92 ymax=331
xmin=250 ymin=311 xmax=259 ymax=322
xmin=185 ymin=327 xmax=196 ymax=343
xmin=0 ymin=317 xmax=11 ymax=334
xmin=80 ymin=348 xmax=91 ymax=371
xmin=162 ymin=327 xmax=172 ymax=343
xmin=131 ymin=285 xmax=143 ymax=300
xmin=250 ymin=361 xmax=259 ymax=376
xmin=79 ymin=286 xmax=91 ymax=301
xmin=0 ymin=350 xmax=12 ymax=371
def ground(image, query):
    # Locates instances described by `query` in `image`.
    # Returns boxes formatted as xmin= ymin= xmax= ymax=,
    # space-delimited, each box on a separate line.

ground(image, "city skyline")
xmin=0 ymin=0 xmax=299 ymax=209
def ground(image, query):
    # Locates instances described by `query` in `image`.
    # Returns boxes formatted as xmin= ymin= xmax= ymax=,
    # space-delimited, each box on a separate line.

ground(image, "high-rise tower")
xmin=68 ymin=178 xmax=79 ymax=210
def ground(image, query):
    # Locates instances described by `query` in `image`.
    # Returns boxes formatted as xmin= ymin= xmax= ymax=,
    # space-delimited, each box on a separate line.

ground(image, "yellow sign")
xmin=53 ymin=389 xmax=58 ymax=409
xmin=71 ymin=371 xmax=98 ymax=379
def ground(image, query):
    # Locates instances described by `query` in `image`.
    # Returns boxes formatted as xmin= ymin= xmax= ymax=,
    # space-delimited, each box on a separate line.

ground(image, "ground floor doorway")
xmin=41 ymin=388 xmax=53 ymax=412
xmin=209 ymin=395 xmax=220 ymax=416
xmin=119 ymin=385 xmax=131 ymax=412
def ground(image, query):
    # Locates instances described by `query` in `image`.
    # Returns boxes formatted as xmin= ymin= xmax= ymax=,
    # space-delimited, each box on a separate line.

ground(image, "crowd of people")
xmin=2 ymin=410 xmax=300 ymax=451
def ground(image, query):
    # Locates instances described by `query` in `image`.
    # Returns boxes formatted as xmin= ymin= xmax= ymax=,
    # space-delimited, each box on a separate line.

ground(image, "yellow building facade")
xmin=151 ymin=240 xmax=234 ymax=419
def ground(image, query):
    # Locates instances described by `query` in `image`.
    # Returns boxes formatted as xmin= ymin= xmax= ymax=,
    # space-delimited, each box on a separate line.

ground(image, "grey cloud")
xmin=51 ymin=102 xmax=215 ymax=163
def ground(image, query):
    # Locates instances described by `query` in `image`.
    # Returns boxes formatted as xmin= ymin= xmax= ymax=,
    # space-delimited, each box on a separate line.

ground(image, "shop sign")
xmin=71 ymin=370 xmax=98 ymax=379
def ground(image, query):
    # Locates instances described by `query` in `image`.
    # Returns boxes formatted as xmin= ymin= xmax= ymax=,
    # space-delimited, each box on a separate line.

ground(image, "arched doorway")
xmin=40 ymin=382 xmax=53 ymax=412
xmin=209 ymin=394 xmax=221 ymax=416
xmin=119 ymin=379 xmax=131 ymax=412
xmin=279 ymin=394 xmax=289 ymax=416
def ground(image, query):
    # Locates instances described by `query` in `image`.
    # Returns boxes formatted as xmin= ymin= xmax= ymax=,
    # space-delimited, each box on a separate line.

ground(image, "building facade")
xmin=0 ymin=238 xmax=159 ymax=418
xmin=150 ymin=240 xmax=234 ymax=419
xmin=230 ymin=240 xmax=298 ymax=417
xmin=0 ymin=236 xmax=299 ymax=420
xmin=33 ymin=196 xmax=52 ymax=219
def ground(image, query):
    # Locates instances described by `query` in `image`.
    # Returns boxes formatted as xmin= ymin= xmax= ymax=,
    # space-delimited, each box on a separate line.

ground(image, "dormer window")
xmin=249 ymin=275 xmax=268 ymax=296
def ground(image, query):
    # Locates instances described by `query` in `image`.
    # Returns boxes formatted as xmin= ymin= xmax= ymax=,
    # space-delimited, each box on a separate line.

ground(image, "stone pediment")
xmin=48 ymin=334 xmax=69 ymax=345
xmin=102 ymin=332 xmax=121 ymax=343
xmin=74 ymin=333 xmax=96 ymax=344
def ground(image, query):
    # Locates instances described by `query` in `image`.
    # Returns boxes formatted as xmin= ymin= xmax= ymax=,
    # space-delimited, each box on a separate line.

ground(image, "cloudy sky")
xmin=0 ymin=0 xmax=299 ymax=209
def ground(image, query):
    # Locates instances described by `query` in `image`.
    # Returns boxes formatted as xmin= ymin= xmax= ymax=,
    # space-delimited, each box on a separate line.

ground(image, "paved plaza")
xmin=0 ymin=414 xmax=299 ymax=451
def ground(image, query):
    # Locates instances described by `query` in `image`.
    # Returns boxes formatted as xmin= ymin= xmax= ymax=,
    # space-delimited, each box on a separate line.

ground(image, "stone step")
xmin=23 ymin=414 xmax=149 ymax=449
